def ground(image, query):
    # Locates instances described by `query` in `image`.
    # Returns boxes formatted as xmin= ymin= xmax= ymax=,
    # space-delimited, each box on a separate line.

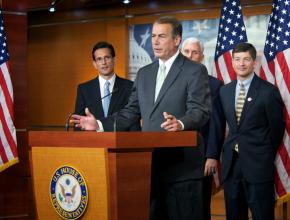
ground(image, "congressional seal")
xmin=50 ymin=165 xmax=88 ymax=219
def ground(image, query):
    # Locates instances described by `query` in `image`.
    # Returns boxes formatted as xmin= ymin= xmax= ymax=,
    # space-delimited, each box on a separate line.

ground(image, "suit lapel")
xmin=227 ymin=81 xmax=238 ymax=129
xmin=108 ymin=76 xmax=120 ymax=115
xmin=152 ymin=54 xmax=183 ymax=112
xmin=238 ymin=74 xmax=259 ymax=125
xmin=146 ymin=62 xmax=159 ymax=108
xmin=95 ymin=77 xmax=105 ymax=117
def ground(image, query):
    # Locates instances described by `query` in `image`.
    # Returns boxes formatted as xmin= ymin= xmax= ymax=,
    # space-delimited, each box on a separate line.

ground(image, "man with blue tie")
xmin=220 ymin=42 xmax=285 ymax=220
xmin=74 ymin=41 xmax=140 ymax=131
xmin=181 ymin=37 xmax=225 ymax=220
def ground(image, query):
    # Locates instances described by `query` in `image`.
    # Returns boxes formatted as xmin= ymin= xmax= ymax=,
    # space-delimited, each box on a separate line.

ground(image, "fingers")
xmin=204 ymin=159 xmax=218 ymax=176
xmin=163 ymin=111 xmax=174 ymax=120
xmin=161 ymin=112 xmax=181 ymax=131
xmin=85 ymin=107 xmax=93 ymax=116
xmin=204 ymin=166 xmax=216 ymax=176
xmin=70 ymin=114 xmax=81 ymax=125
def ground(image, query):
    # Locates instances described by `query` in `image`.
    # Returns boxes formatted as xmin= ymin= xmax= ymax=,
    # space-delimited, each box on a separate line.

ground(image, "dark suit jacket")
xmin=74 ymin=75 xmax=140 ymax=131
xmin=220 ymin=74 xmax=285 ymax=183
xmin=101 ymin=53 xmax=211 ymax=182
xmin=200 ymin=76 xmax=225 ymax=159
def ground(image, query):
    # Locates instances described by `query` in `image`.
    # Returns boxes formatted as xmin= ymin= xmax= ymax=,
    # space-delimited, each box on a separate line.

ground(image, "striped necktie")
xmin=236 ymin=82 xmax=245 ymax=124
xmin=155 ymin=64 xmax=166 ymax=101
xmin=103 ymin=81 xmax=111 ymax=117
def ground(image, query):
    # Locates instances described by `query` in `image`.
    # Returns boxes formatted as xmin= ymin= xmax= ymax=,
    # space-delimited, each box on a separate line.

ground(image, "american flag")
xmin=0 ymin=9 xmax=18 ymax=172
xmin=259 ymin=0 xmax=290 ymax=205
xmin=213 ymin=0 xmax=248 ymax=84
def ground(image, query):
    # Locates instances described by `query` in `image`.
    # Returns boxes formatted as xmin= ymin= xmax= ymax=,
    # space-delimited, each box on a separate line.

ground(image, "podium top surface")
xmin=29 ymin=131 xmax=197 ymax=149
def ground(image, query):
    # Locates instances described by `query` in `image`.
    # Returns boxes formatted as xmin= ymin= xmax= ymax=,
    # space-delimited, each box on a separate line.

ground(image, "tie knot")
xmin=239 ymin=82 xmax=245 ymax=89
xmin=105 ymin=81 xmax=110 ymax=88
xmin=160 ymin=64 xmax=166 ymax=73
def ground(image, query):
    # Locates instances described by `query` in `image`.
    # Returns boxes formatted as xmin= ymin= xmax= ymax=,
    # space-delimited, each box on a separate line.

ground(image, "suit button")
xmin=234 ymin=143 xmax=239 ymax=153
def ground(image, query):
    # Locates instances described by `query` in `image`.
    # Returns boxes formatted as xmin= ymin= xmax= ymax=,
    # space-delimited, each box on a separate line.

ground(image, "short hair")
xmin=232 ymin=42 xmax=257 ymax=60
xmin=154 ymin=16 xmax=182 ymax=38
xmin=92 ymin=41 xmax=115 ymax=61
xmin=181 ymin=37 xmax=204 ymax=53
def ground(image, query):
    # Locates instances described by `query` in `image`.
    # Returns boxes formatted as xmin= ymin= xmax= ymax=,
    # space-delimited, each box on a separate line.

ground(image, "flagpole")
xmin=283 ymin=203 xmax=287 ymax=220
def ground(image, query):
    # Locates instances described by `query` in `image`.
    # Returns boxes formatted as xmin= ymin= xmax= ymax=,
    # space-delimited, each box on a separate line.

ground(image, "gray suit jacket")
xmin=102 ymin=53 xmax=211 ymax=182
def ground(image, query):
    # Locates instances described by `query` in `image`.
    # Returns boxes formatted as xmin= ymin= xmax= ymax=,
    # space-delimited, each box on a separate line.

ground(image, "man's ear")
xmin=175 ymin=35 xmax=181 ymax=47
xmin=92 ymin=61 xmax=97 ymax=70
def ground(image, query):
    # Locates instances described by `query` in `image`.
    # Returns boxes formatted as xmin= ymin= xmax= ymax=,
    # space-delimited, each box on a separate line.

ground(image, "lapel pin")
xmin=247 ymin=97 xmax=252 ymax=102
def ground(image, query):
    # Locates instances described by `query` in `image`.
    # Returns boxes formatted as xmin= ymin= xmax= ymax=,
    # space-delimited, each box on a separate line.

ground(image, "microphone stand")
xmin=64 ymin=113 xmax=73 ymax=131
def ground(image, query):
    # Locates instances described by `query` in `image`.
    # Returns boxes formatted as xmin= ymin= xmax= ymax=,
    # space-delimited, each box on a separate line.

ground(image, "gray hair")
xmin=181 ymin=37 xmax=204 ymax=53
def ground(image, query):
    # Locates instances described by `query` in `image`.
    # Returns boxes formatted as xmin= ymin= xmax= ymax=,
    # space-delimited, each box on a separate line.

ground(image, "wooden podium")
xmin=29 ymin=131 xmax=196 ymax=220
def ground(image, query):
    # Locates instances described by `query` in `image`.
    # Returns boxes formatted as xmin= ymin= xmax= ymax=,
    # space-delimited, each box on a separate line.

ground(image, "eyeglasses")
xmin=95 ymin=55 xmax=113 ymax=63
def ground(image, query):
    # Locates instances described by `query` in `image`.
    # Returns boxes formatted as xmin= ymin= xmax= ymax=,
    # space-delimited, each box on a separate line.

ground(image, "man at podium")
xmin=71 ymin=16 xmax=211 ymax=220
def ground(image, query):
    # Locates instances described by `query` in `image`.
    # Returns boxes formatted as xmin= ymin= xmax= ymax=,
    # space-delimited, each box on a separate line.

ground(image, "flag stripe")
xmin=278 ymin=141 xmax=290 ymax=177
xmin=276 ymin=52 xmax=290 ymax=93
xmin=259 ymin=56 xmax=275 ymax=83
xmin=0 ymin=104 xmax=17 ymax=158
xmin=0 ymin=136 xmax=9 ymax=163
xmin=0 ymin=64 xmax=14 ymax=121
xmin=215 ymin=61 xmax=224 ymax=84
xmin=0 ymin=117 xmax=15 ymax=161
xmin=273 ymin=57 xmax=290 ymax=117
xmin=223 ymin=51 xmax=237 ymax=82
xmin=216 ymin=54 xmax=231 ymax=83
xmin=274 ymin=165 xmax=287 ymax=197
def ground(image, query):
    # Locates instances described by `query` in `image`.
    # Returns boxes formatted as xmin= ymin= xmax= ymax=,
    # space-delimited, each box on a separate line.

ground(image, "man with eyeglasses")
xmin=74 ymin=41 xmax=140 ymax=131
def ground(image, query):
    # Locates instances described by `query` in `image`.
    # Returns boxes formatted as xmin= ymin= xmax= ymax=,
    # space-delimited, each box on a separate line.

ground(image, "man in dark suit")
xmin=72 ymin=16 xmax=211 ymax=219
xmin=74 ymin=41 xmax=140 ymax=131
xmin=181 ymin=37 xmax=225 ymax=220
xmin=220 ymin=42 xmax=285 ymax=220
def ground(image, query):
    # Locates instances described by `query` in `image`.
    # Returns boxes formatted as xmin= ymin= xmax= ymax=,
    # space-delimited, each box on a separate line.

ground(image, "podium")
xmin=29 ymin=131 xmax=197 ymax=220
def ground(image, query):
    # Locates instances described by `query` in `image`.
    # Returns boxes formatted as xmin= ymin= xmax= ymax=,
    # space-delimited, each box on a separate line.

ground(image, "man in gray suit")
xmin=72 ymin=16 xmax=211 ymax=220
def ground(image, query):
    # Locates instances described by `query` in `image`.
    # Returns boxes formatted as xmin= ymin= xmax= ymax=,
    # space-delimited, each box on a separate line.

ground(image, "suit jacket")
xmin=74 ymin=75 xmax=140 ymax=131
xmin=101 ymin=53 xmax=211 ymax=182
xmin=200 ymin=76 xmax=225 ymax=159
xmin=220 ymin=74 xmax=285 ymax=183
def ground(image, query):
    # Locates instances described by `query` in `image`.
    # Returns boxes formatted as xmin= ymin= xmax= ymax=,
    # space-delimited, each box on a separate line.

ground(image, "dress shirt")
xmin=235 ymin=73 xmax=254 ymax=108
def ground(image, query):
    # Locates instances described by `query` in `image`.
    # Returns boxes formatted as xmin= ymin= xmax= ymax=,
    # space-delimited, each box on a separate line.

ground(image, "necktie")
xmin=103 ymin=81 xmax=111 ymax=117
xmin=155 ymin=64 xmax=166 ymax=101
xmin=236 ymin=82 xmax=245 ymax=124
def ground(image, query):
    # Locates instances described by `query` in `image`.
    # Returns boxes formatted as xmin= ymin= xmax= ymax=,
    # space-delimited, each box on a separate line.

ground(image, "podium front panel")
xmin=31 ymin=147 xmax=109 ymax=220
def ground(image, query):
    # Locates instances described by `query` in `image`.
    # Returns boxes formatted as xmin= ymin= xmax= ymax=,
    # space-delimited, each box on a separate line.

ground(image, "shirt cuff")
xmin=177 ymin=120 xmax=184 ymax=130
xmin=96 ymin=120 xmax=104 ymax=132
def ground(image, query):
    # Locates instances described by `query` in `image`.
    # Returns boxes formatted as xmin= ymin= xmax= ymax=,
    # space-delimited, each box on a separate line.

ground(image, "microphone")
xmin=113 ymin=112 xmax=118 ymax=132
xmin=64 ymin=113 xmax=73 ymax=131
xmin=99 ymin=87 xmax=118 ymax=102
xmin=64 ymin=88 xmax=119 ymax=131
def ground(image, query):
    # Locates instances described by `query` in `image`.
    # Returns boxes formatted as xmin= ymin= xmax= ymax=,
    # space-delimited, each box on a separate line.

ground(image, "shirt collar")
xmin=237 ymin=72 xmax=254 ymax=91
xmin=158 ymin=50 xmax=179 ymax=74
xmin=99 ymin=74 xmax=116 ymax=87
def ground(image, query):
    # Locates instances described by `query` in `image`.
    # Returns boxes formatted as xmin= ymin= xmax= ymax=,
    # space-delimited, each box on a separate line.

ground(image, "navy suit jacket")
xmin=200 ymin=76 xmax=225 ymax=160
xmin=74 ymin=75 xmax=140 ymax=131
xmin=220 ymin=74 xmax=285 ymax=183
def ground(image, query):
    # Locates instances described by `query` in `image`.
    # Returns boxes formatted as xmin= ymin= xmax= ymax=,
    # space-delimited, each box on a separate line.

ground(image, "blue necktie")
xmin=103 ymin=81 xmax=111 ymax=117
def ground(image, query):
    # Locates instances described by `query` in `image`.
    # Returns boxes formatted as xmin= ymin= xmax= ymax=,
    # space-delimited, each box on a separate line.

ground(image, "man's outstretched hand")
xmin=70 ymin=108 xmax=99 ymax=131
